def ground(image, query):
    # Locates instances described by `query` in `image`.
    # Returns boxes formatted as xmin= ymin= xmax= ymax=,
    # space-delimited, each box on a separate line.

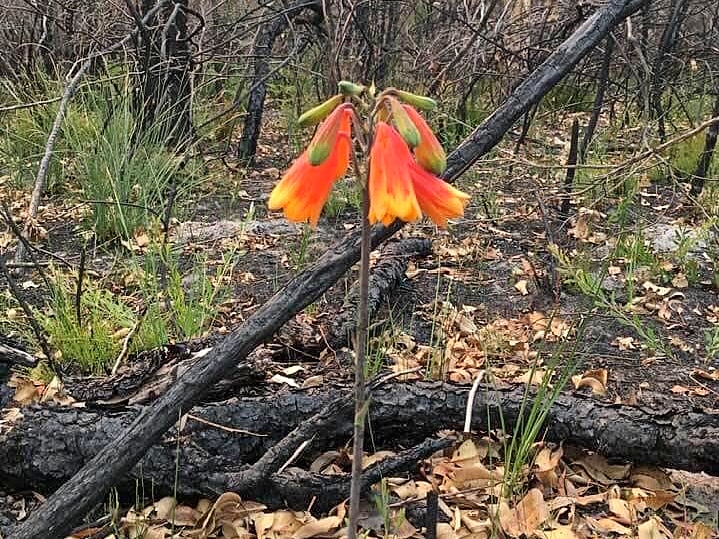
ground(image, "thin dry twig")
xmin=186 ymin=414 xmax=268 ymax=437
xmin=110 ymin=306 xmax=148 ymax=375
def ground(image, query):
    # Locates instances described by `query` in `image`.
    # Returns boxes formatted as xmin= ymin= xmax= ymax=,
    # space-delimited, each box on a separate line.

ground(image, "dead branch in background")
xmin=690 ymin=91 xmax=719 ymax=196
xmin=581 ymin=34 xmax=615 ymax=162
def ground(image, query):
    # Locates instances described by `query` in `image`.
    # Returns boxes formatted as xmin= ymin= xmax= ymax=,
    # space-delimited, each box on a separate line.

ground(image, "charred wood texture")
xmin=326 ymin=238 xmax=432 ymax=349
xmin=561 ymin=118 xmax=580 ymax=215
xmin=0 ymin=337 xmax=37 ymax=369
xmin=649 ymin=0 xmax=689 ymax=141
xmin=9 ymin=2 xmax=649 ymax=537
xmin=132 ymin=0 xmax=194 ymax=144
xmin=580 ymin=34 xmax=614 ymax=162
xmin=236 ymin=1 xmax=322 ymax=161
xmin=690 ymin=91 xmax=719 ymax=196
xmin=2 ymin=383 xmax=717 ymax=507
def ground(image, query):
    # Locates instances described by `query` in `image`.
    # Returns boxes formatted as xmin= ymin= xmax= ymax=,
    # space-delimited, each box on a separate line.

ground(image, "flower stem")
xmin=347 ymin=169 xmax=371 ymax=539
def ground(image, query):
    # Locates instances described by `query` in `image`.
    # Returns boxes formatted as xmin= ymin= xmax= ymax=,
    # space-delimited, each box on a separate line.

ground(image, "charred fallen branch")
xmin=326 ymin=237 xmax=432 ymax=349
xmin=3 ymin=381 xmax=716 ymax=510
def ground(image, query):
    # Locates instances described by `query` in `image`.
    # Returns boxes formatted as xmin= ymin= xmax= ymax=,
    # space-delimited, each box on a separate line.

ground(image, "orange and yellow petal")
xmin=368 ymin=122 xmax=422 ymax=226
xmin=409 ymin=162 xmax=470 ymax=228
xmin=268 ymin=112 xmax=352 ymax=227
xmin=403 ymin=104 xmax=447 ymax=175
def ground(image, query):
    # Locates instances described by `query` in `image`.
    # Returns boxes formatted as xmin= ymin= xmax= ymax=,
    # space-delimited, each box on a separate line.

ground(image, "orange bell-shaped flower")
xmin=403 ymin=104 xmax=447 ymax=175
xmin=268 ymin=106 xmax=352 ymax=226
xmin=368 ymin=122 xmax=422 ymax=226
xmin=409 ymin=162 xmax=470 ymax=228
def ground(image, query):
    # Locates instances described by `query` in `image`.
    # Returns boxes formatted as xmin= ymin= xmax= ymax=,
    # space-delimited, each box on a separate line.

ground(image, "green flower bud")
xmin=297 ymin=94 xmax=343 ymax=127
xmin=338 ymin=80 xmax=366 ymax=96
xmin=394 ymin=90 xmax=437 ymax=111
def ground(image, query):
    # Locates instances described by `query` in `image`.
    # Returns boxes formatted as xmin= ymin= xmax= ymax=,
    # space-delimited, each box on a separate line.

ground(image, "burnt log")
xmin=131 ymin=0 xmax=195 ymax=144
xmin=2 ymin=381 xmax=717 ymax=508
xmin=325 ymin=237 xmax=432 ymax=349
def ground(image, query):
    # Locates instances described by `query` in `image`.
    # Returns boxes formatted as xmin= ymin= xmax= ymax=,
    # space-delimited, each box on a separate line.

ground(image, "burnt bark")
xmin=561 ymin=118 xmax=580 ymax=215
xmin=649 ymin=0 xmax=689 ymax=141
xmin=326 ymin=238 xmax=432 ymax=349
xmin=236 ymin=1 xmax=322 ymax=162
xmin=580 ymin=34 xmax=614 ymax=162
xmin=690 ymin=92 xmax=719 ymax=196
xmin=0 ymin=338 xmax=38 ymax=369
xmin=132 ymin=0 xmax=194 ymax=144
xmin=2 ymin=382 xmax=717 ymax=504
xmin=8 ymin=2 xmax=649 ymax=537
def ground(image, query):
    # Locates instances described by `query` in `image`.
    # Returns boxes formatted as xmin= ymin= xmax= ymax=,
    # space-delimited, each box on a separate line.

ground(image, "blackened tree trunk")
xmin=690 ymin=91 xmax=719 ymax=196
xmin=561 ymin=118 xmax=580 ymax=215
xmin=236 ymin=1 xmax=322 ymax=162
xmin=580 ymin=34 xmax=614 ymax=162
xmin=133 ymin=0 xmax=194 ymax=146
xmin=650 ymin=0 xmax=689 ymax=141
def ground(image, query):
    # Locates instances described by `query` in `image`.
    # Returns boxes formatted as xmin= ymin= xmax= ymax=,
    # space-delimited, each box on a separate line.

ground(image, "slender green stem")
xmin=347 ymin=168 xmax=372 ymax=539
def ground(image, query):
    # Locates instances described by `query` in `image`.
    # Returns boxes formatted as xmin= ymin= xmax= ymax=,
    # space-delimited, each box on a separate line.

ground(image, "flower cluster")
xmin=268 ymin=88 xmax=470 ymax=228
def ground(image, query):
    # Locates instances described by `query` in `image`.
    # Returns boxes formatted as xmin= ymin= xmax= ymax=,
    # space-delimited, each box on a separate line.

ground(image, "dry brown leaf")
xmin=499 ymin=488 xmax=549 ymax=537
xmin=9 ymin=374 xmax=51 ymax=405
xmin=534 ymin=445 xmax=563 ymax=472
xmin=692 ymin=368 xmax=719 ymax=381
xmin=452 ymin=439 xmax=482 ymax=465
xmin=514 ymin=368 xmax=549 ymax=386
xmin=630 ymin=466 xmax=673 ymax=491
xmin=642 ymin=281 xmax=672 ymax=296
xmin=362 ymin=450 xmax=395 ymax=469
xmin=391 ymin=480 xmax=433 ymax=500
xmin=170 ymin=504 xmax=201 ymax=526
xmin=301 ymin=375 xmax=324 ymax=388
xmin=537 ymin=525 xmax=580 ymax=539
xmin=452 ymin=462 xmax=503 ymax=486
xmin=633 ymin=489 xmax=675 ymax=511
xmin=574 ymin=453 xmax=630 ymax=484
xmin=571 ymin=369 xmax=608 ymax=395
xmin=309 ymin=451 xmax=341 ymax=473
xmin=153 ymin=497 xmax=177 ymax=520
xmin=547 ymin=496 xmax=575 ymax=511
xmin=608 ymin=498 xmax=633 ymax=524
xmin=292 ymin=515 xmax=342 ymax=539
xmin=436 ymin=522 xmax=459 ymax=539
xmin=514 ymin=279 xmax=529 ymax=295
xmin=688 ymin=522 xmax=715 ymax=539
xmin=395 ymin=517 xmax=418 ymax=539
xmin=638 ymin=516 xmax=671 ymax=539
xmin=253 ymin=512 xmax=275 ymax=539
xmin=588 ymin=517 xmax=632 ymax=535
xmin=269 ymin=374 xmax=299 ymax=388
xmin=614 ymin=336 xmax=636 ymax=350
